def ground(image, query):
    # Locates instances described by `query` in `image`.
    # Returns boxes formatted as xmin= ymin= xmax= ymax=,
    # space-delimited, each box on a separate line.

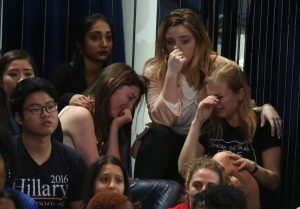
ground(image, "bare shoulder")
xmin=210 ymin=54 xmax=231 ymax=63
xmin=59 ymin=105 xmax=92 ymax=122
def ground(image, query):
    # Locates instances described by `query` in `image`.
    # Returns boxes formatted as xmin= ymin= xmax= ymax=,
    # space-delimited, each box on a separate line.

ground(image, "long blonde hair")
xmin=204 ymin=61 xmax=257 ymax=142
xmin=146 ymin=8 xmax=212 ymax=90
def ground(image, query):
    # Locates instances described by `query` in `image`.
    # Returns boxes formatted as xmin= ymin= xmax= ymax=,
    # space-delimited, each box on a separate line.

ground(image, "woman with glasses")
xmin=9 ymin=77 xmax=87 ymax=209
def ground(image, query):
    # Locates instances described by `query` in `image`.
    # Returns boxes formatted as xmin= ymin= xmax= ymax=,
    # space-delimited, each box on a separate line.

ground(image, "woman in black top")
xmin=51 ymin=13 xmax=113 ymax=110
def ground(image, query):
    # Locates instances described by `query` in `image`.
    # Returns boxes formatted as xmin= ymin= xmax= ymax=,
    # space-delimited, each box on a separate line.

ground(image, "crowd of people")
xmin=0 ymin=8 xmax=282 ymax=209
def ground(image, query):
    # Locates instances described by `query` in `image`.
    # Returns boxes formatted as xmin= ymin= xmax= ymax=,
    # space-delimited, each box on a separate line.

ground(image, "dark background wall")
xmin=1 ymin=0 xmax=125 ymax=79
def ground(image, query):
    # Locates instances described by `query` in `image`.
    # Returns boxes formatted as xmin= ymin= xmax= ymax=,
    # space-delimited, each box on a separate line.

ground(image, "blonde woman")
xmin=179 ymin=61 xmax=281 ymax=209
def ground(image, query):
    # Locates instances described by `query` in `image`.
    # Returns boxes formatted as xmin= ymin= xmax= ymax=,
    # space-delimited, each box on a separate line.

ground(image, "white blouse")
xmin=162 ymin=74 xmax=199 ymax=135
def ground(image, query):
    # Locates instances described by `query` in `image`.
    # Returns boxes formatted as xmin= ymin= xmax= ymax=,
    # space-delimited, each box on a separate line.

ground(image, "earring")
xmin=7 ymin=167 xmax=12 ymax=180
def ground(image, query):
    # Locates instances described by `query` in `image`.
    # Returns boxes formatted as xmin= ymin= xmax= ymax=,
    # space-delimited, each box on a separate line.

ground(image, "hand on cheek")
xmin=113 ymin=109 xmax=133 ymax=128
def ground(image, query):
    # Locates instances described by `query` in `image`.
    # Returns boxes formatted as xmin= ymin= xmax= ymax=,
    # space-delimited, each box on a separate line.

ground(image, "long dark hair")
xmin=84 ymin=63 xmax=148 ymax=151
xmin=71 ymin=13 xmax=113 ymax=71
xmin=0 ymin=50 xmax=37 ymax=86
xmin=81 ymin=156 xmax=131 ymax=209
xmin=0 ymin=125 xmax=18 ymax=186
xmin=0 ymin=87 xmax=12 ymax=132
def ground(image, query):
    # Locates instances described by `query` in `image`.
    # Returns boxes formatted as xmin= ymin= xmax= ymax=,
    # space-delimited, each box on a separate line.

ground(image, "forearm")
xmin=147 ymin=86 xmax=181 ymax=126
xmin=251 ymin=164 xmax=280 ymax=190
xmin=178 ymin=119 xmax=204 ymax=176
xmin=161 ymin=70 xmax=180 ymax=104
xmin=232 ymin=170 xmax=260 ymax=209
xmin=106 ymin=123 xmax=121 ymax=160
xmin=145 ymin=68 xmax=182 ymax=125
xmin=75 ymin=139 xmax=99 ymax=166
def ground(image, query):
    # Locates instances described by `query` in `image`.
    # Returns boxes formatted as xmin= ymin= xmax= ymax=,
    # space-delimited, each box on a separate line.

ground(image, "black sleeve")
xmin=50 ymin=64 xmax=73 ymax=98
xmin=50 ymin=63 xmax=76 ymax=111
xmin=68 ymin=153 xmax=87 ymax=202
xmin=199 ymin=129 xmax=209 ymax=152
xmin=58 ymin=93 xmax=75 ymax=111
xmin=252 ymin=121 xmax=281 ymax=153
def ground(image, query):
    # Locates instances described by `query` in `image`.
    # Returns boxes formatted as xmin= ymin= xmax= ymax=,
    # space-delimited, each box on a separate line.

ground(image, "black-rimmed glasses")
xmin=24 ymin=102 xmax=58 ymax=115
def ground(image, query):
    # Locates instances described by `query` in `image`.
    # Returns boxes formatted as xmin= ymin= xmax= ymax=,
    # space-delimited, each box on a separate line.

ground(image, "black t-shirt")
xmin=13 ymin=136 xmax=87 ymax=209
xmin=199 ymin=119 xmax=281 ymax=166
xmin=199 ymin=116 xmax=281 ymax=209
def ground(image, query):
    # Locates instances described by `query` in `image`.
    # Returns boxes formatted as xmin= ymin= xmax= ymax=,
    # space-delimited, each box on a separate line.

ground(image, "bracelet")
xmin=249 ymin=162 xmax=258 ymax=174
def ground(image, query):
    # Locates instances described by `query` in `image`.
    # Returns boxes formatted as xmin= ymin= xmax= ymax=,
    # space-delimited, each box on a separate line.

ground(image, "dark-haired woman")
xmin=0 ymin=50 xmax=37 ymax=97
xmin=51 ymin=13 xmax=113 ymax=110
xmin=81 ymin=156 xmax=131 ymax=209
xmin=59 ymin=63 xmax=183 ymax=209
xmin=59 ymin=63 xmax=146 ymax=167
xmin=0 ymin=50 xmax=37 ymax=135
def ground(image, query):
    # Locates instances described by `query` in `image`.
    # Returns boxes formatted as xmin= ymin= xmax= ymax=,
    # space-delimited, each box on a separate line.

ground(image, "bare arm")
xmin=162 ymin=47 xmax=186 ymax=103
xmin=178 ymin=117 xmax=205 ymax=176
xmin=213 ymin=152 xmax=260 ymax=209
xmin=144 ymin=48 xmax=186 ymax=126
xmin=178 ymin=96 xmax=218 ymax=176
xmin=59 ymin=106 xmax=99 ymax=166
xmin=259 ymin=104 xmax=282 ymax=139
xmin=252 ymin=147 xmax=281 ymax=190
xmin=106 ymin=109 xmax=133 ymax=160
xmin=144 ymin=66 xmax=179 ymax=126
xmin=232 ymin=147 xmax=281 ymax=190
xmin=232 ymin=171 xmax=260 ymax=209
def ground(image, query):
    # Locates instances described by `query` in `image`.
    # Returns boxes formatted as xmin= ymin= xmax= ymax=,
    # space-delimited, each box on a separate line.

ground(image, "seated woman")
xmin=51 ymin=13 xmax=113 ymax=111
xmin=135 ymin=8 xmax=282 ymax=184
xmin=81 ymin=156 xmax=131 ymax=209
xmin=82 ymin=156 xmax=181 ymax=209
xmin=169 ymin=157 xmax=225 ymax=209
xmin=0 ymin=50 xmax=37 ymax=135
xmin=59 ymin=63 xmax=147 ymax=167
xmin=178 ymin=61 xmax=281 ymax=209
xmin=59 ymin=63 xmax=183 ymax=209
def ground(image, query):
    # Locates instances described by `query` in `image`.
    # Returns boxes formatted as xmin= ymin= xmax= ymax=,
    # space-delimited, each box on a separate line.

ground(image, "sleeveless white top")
xmin=58 ymin=106 xmax=76 ymax=149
